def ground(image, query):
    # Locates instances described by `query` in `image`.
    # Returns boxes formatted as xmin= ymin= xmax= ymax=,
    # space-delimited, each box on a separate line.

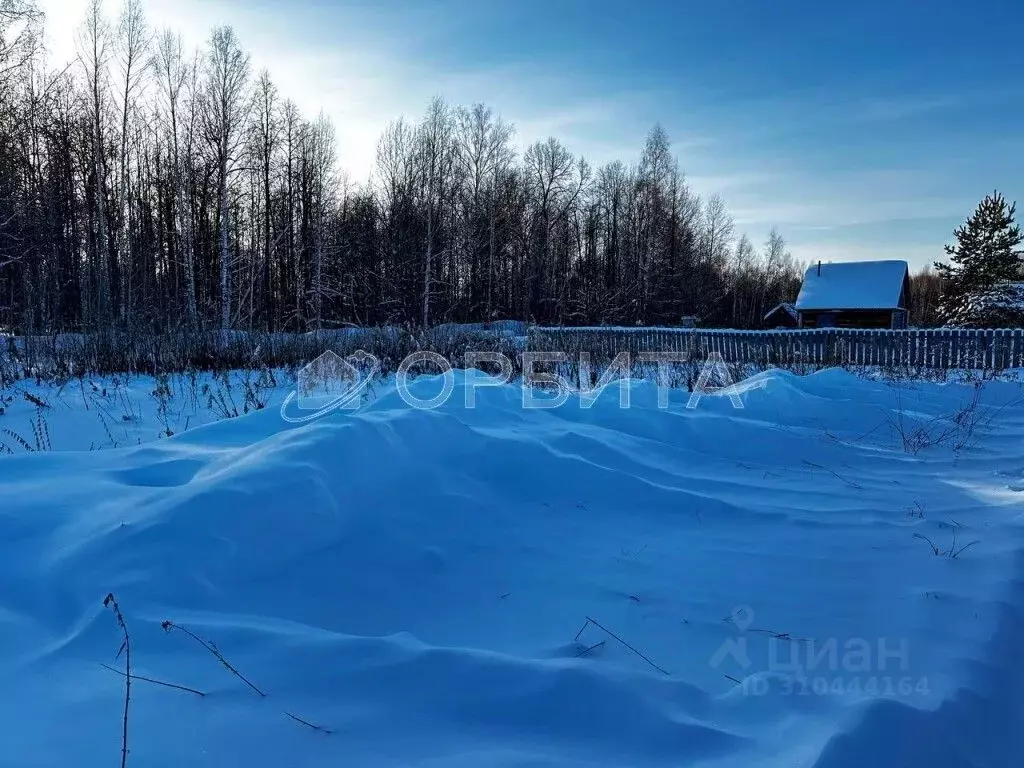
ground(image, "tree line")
xmin=3 ymin=0 xmax=990 ymax=337
xmin=0 ymin=0 xmax=813 ymax=335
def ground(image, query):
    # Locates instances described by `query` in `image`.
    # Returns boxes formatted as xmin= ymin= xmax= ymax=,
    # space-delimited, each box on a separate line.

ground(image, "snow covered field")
xmin=1 ymin=368 xmax=1023 ymax=766
xmin=0 ymin=370 xmax=290 ymax=453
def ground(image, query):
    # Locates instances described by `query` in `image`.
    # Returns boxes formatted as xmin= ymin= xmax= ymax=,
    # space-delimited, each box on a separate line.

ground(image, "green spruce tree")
xmin=935 ymin=191 xmax=1024 ymax=327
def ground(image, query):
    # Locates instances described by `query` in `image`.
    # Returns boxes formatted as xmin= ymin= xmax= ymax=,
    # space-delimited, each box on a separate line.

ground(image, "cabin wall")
xmin=897 ymin=274 xmax=911 ymax=313
xmin=799 ymin=310 xmax=896 ymax=329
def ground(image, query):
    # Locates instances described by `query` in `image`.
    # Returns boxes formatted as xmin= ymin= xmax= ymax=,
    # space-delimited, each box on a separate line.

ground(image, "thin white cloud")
xmin=687 ymin=172 xmax=775 ymax=194
xmin=789 ymin=240 xmax=941 ymax=269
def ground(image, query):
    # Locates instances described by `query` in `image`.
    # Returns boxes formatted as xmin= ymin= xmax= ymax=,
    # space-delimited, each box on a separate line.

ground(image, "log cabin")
xmin=795 ymin=260 xmax=911 ymax=329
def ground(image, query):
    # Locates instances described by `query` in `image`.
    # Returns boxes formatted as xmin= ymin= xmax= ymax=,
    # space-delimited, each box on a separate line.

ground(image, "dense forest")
xmin=1 ymin=0 xmax=947 ymax=335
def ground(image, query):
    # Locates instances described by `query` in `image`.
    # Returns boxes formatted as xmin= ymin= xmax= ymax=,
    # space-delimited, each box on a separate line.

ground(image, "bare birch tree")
xmin=418 ymin=96 xmax=453 ymax=327
xmin=114 ymin=0 xmax=149 ymax=317
xmin=203 ymin=25 xmax=249 ymax=329
xmin=152 ymin=28 xmax=195 ymax=323
xmin=76 ymin=0 xmax=113 ymax=325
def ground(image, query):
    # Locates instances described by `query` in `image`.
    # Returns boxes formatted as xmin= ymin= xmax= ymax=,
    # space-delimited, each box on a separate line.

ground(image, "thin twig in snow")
xmin=161 ymin=621 xmax=266 ymax=697
xmin=583 ymin=616 xmax=670 ymax=676
xmin=104 ymin=593 xmax=131 ymax=768
xmin=284 ymin=711 xmax=333 ymax=734
xmin=99 ymin=663 xmax=206 ymax=697
xmin=800 ymin=460 xmax=863 ymax=489
xmin=574 ymin=640 xmax=605 ymax=658
xmin=748 ymin=628 xmax=812 ymax=643
xmin=573 ymin=619 xmax=590 ymax=642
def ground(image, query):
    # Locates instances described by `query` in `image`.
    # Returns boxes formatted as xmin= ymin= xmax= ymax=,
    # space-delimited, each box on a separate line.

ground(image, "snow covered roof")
xmin=763 ymin=302 xmax=798 ymax=322
xmin=795 ymin=260 xmax=909 ymax=311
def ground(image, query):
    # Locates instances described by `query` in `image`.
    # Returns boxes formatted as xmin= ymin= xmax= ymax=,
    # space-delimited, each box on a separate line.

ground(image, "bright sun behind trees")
xmin=0 ymin=0 xmax=804 ymax=334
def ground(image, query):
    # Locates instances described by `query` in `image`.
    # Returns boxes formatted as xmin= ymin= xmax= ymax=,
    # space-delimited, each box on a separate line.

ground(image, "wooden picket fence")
xmin=528 ymin=327 xmax=1024 ymax=371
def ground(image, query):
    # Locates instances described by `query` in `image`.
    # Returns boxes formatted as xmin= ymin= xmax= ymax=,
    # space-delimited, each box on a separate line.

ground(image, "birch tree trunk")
xmin=219 ymin=147 xmax=230 ymax=329
xmin=203 ymin=26 xmax=250 ymax=330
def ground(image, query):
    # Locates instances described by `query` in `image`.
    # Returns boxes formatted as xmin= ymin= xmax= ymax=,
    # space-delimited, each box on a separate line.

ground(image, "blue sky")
xmin=43 ymin=0 xmax=1024 ymax=269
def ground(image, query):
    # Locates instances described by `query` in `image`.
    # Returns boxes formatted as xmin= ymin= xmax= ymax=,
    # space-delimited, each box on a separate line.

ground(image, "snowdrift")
xmin=1 ymin=369 xmax=1023 ymax=766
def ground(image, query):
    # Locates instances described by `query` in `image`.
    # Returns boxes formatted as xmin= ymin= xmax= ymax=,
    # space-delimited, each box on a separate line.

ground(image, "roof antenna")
xmin=817 ymin=260 xmax=821 ymax=276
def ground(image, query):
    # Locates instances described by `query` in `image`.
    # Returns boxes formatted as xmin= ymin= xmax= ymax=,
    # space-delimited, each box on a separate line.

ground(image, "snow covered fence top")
xmin=529 ymin=326 xmax=1024 ymax=370
xmin=6 ymin=323 xmax=1024 ymax=374
xmin=796 ymin=260 xmax=909 ymax=311
xmin=429 ymin=320 xmax=527 ymax=336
